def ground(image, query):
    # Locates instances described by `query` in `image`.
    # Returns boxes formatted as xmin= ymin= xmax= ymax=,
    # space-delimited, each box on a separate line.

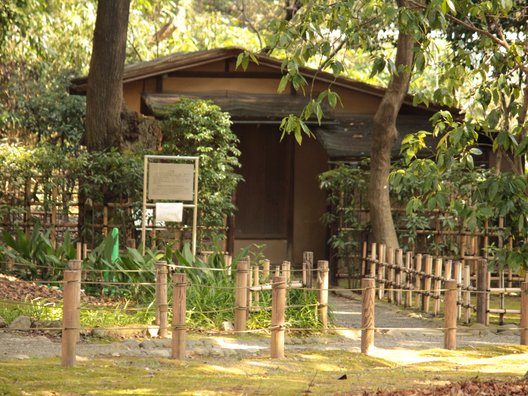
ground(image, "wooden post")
xmin=361 ymin=277 xmax=375 ymax=355
xmin=275 ymin=265 xmax=281 ymax=277
xmin=414 ymin=253 xmax=422 ymax=308
xmin=303 ymin=252 xmax=313 ymax=288
xmin=262 ymin=259 xmax=270 ymax=282
xmin=377 ymin=244 xmax=386 ymax=299
xmin=476 ymin=259 xmax=489 ymax=325
xmin=51 ymin=187 xmax=58 ymax=247
xmin=444 ymin=279 xmax=458 ymax=350
xmin=271 ymin=275 xmax=286 ymax=358
xmin=302 ymin=262 xmax=307 ymax=286
xmin=369 ymin=243 xmax=377 ymax=278
xmin=433 ymin=258 xmax=443 ymax=316
xmin=156 ymin=261 xmax=169 ymax=337
xmin=521 ymin=281 xmax=528 ymax=345
xmin=395 ymin=249 xmax=403 ymax=305
xmin=61 ymin=265 xmax=81 ymax=367
xmin=318 ymin=260 xmax=329 ymax=331
xmin=387 ymin=247 xmax=395 ymax=303
xmin=423 ymin=255 xmax=433 ymax=313
xmin=171 ymin=273 xmax=187 ymax=360
xmin=235 ymin=261 xmax=249 ymax=332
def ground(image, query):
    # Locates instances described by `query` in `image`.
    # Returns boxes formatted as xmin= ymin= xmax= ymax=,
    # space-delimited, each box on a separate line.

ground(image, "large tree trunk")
xmin=368 ymin=6 xmax=414 ymax=249
xmin=85 ymin=0 xmax=131 ymax=151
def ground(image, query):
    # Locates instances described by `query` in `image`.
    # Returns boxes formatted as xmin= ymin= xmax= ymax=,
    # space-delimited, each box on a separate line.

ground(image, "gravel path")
xmin=0 ymin=290 xmax=522 ymax=360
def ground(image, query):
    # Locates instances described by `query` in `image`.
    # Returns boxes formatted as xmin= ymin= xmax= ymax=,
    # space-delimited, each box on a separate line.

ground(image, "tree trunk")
xmin=85 ymin=0 xmax=131 ymax=151
xmin=368 ymin=5 xmax=414 ymax=249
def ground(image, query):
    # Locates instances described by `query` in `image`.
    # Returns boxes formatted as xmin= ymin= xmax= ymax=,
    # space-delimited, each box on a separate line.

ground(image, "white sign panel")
xmin=148 ymin=163 xmax=194 ymax=201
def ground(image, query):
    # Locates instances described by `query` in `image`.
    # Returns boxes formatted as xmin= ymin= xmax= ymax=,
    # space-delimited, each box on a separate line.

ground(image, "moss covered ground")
xmin=1 ymin=345 xmax=527 ymax=395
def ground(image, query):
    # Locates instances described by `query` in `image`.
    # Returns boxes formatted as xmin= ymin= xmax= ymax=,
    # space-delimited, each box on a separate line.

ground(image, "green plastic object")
xmin=111 ymin=227 xmax=119 ymax=263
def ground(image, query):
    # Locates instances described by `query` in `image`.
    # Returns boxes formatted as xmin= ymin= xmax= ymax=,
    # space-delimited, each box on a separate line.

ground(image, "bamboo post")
xmin=369 ymin=243 xmax=377 ymax=278
xmin=318 ymin=260 xmax=329 ymax=331
xmin=361 ymin=277 xmax=375 ymax=355
xmin=235 ymin=261 xmax=249 ymax=332
xmin=387 ymin=247 xmax=395 ymax=303
xmin=248 ymin=264 xmax=253 ymax=310
xmin=405 ymin=251 xmax=412 ymax=307
xmin=226 ymin=255 xmax=233 ymax=277
xmin=61 ymin=264 xmax=81 ymax=367
xmin=76 ymin=242 xmax=82 ymax=261
xmin=476 ymin=259 xmax=489 ymax=325
xmin=253 ymin=265 xmax=260 ymax=307
xmin=103 ymin=205 xmax=108 ymax=237
xmin=262 ymin=259 xmax=270 ymax=281
xmin=454 ymin=261 xmax=462 ymax=319
xmin=463 ymin=264 xmax=471 ymax=324
xmin=271 ymin=275 xmax=286 ymax=358
xmin=171 ymin=273 xmax=187 ymax=359
xmin=51 ymin=187 xmax=58 ymax=246
xmin=395 ymin=249 xmax=403 ymax=305
xmin=423 ymin=255 xmax=433 ymax=313
xmin=282 ymin=261 xmax=291 ymax=284
xmin=433 ymin=258 xmax=443 ymax=316
xmin=377 ymin=244 xmax=386 ymax=299
xmin=521 ymin=282 xmax=528 ymax=345
xmin=302 ymin=262 xmax=307 ymax=286
xmin=444 ymin=279 xmax=458 ymax=350
xmin=361 ymin=241 xmax=367 ymax=277
xmin=83 ymin=243 xmax=88 ymax=260
xmin=414 ymin=253 xmax=422 ymax=308
xmin=156 ymin=261 xmax=169 ymax=337
xmin=275 ymin=265 xmax=280 ymax=277
xmin=303 ymin=252 xmax=313 ymax=288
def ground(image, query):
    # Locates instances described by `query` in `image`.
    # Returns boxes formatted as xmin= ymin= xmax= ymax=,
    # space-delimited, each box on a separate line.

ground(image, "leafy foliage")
xmin=156 ymin=98 xmax=243 ymax=246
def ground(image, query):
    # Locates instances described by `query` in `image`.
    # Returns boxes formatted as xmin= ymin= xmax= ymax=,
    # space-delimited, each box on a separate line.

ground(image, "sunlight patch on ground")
xmin=212 ymin=337 xmax=267 ymax=351
xmin=333 ymin=310 xmax=361 ymax=315
xmin=370 ymin=347 xmax=455 ymax=365
xmin=199 ymin=364 xmax=248 ymax=375
xmin=334 ymin=328 xmax=361 ymax=340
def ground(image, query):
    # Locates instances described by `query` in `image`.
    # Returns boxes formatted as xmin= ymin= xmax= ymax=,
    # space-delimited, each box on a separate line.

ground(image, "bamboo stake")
xmin=387 ymin=247 xmax=395 ymax=303
xmin=271 ymin=275 xmax=286 ymax=358
xmin=377 ymin=244 xmax=386 ymax=299
xmin=370 ymin=242 xmax=377 ymax=278
xmin=423 ymin=255 xmax=433 ymax=313
xmin=61 ymin=266 xmax=81 ymax=367
xmin=235 ymin=261 xmax=249 ymax=332
xmin=171 ymin=273 xmax=187 ymax=360
xmin=303 ymin=251 xmax=313 ymax=288
xmin=395 ymin=249 xmax=403 ymax=305
xmin=433 ymin=258 xmax=443 ymax=316
xmin=275 ymin=265 xmax=280 ymax=277
xmin=156 ymin=261 xmax=169 ymax=338
xmin=318 ymin=260 xmax=329 ymax=331
xmin=361 ymin=241 xmax=367 ymax=277
xmin=76 ymin=242 xmax=82 ymax=261
xmin=253 ymin=265 xmax=260 ymax=307
xmin=405 ymin=251 xmax=412 ymax=307
xmin=521 ymin=282 xmax=528 ymax=346
xmin=476 ymin=259 xmax=489 ymax=325
xmin=453 ymin=261 xmax=462 ymax=319
xmin=463 ymin=264 xmax=471 ymax=324
xmin=262 ymin=259 xmax=270 ymax=281
xmin=414 ymin=253 xmax=423 ymax=308
xmin=226 ymin=255 xmax=233 ymax=277
xmin=361 ymin=277 xmax=375 ymax=355
xmin=248 ymin=264 xmax=253 ymax=310
xmin=444 ymin=280 xmax=458 ymax=350
xmin=282 ymin=261 xmax=291 ymax=284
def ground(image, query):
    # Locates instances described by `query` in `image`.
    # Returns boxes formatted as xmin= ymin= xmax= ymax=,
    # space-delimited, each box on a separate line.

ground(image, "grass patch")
xmin=1 ymin=346 xmax=527 ymax=395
